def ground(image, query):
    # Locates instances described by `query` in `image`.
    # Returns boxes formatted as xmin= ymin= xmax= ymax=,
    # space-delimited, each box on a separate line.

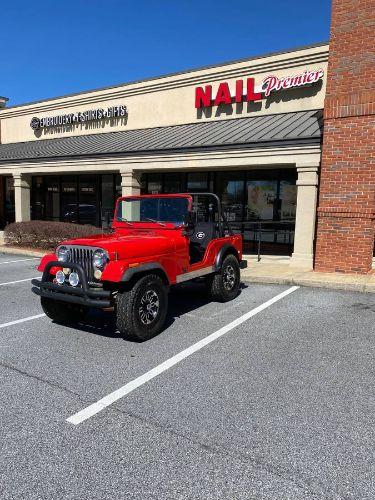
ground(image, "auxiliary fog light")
xmin=94 ymin=269 xmax=102 ymax=280
xmin=68 ymin=272 xmax=80 ymax=287
xmin=56 ymin=270 xmax=65 ymax=285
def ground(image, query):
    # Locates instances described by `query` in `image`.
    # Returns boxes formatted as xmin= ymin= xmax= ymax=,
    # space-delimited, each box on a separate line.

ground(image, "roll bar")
xmin=188 ymin=192 xmax=234 ymax=237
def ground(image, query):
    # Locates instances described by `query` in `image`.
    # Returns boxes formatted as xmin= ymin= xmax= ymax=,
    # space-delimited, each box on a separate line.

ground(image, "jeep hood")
xmin=61 ymin=231 xmax=176 ymax=259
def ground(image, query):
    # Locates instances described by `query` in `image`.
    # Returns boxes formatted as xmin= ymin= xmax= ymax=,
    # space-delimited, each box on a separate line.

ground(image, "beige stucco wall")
xmin=0 ymin=44 xmax=328 ymax=145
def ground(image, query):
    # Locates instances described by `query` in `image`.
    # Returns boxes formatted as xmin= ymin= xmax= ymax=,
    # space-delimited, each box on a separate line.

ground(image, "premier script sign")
xmin=195 ymin=68 xmax=324 ymax=108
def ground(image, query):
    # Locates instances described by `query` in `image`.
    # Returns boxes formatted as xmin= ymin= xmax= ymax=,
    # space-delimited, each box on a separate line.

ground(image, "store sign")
xmin=30 ymin=105 xmax=127 ymax=130
xmin=195 ymin=68 xmax=324 ymax=108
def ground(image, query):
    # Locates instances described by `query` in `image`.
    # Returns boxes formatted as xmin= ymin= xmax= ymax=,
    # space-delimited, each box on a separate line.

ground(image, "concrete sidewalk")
xmin=242 ymin=256 xmax=375 ymax=293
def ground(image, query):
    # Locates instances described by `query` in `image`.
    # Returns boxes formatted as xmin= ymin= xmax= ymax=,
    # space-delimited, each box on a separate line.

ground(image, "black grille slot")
xmin=68 ymin=246 xmax=95 ymax=283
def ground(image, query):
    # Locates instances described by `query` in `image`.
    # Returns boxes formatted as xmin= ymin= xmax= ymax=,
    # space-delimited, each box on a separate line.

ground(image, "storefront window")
xmin=244 ymin=179 xmax=276 ymax=252
xmin=115 ymin=174 xmax=122 ymax=199
xmin=147 ymin=173 xmax=162 ymax=194
xmin=102 ymin=174 xmax=116 ymax=228
xmin=31 ymin=173 xmax=122 ymax=228
xmin=164 ymin=173 xmax=183 ymax=194
xmin=279 ymin=180 xmax=297 ymax=221
xmin=187 ymin=172 xmax=209 ymax=192
xmin=78 ymin=175 xmax=99 ymax=226
xmin=60 ymin=176 xmax=77 ymax=223
xmin=4 ymin=176 xmax=15 ymax=225
xmin=31 ymin=177 xmax=45 ymax=220
xmin=246 ymin=180 xmax=278 ymax=221
xmin=216 ymin=172 xmax=245 ymax=223
xmin=45 ymin=177 xmax=61 ymax=221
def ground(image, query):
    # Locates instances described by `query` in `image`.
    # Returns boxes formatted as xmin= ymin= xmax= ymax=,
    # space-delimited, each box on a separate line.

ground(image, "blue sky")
xmin=1 ymin=0 xmax=331 ymax=106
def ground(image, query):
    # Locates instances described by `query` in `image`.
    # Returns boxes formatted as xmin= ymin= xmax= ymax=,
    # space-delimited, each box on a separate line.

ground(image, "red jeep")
xmin=32 ymin=193 xmax=247 ymax=341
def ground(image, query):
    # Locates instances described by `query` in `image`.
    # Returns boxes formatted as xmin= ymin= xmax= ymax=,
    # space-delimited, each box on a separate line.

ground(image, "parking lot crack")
xmin=106 ymin=404 xmax=324 ymax=499
xmin=0 ymin=359 xmax=89 ymax=403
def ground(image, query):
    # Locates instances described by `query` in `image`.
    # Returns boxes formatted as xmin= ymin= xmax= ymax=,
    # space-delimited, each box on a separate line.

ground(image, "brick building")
xmin=315 ymin=0 xmax=374 ymax=273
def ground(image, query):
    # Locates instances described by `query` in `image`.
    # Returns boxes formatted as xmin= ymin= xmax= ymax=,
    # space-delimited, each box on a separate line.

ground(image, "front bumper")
xmin=31 ymin=260 xmax=111 ymax=309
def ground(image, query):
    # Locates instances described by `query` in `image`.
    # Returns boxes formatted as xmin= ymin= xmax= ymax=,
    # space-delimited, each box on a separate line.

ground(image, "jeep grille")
xmin=66 ymin=246 xmax=95 ymax=283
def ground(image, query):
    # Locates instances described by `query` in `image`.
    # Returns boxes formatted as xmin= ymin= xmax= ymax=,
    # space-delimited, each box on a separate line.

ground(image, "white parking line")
xmin=0 ymin=277 xmax=40 ymax=287
xmin=67 ymin=285 xmax=299 ymax=426
xmin=0 ymin=314 xmax=46 ymax=329
xmin=0 ymin=258 xmax=39 ymax=265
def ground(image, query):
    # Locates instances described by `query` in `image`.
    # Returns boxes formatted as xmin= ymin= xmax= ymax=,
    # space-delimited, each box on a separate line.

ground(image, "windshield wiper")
xmin=117 ymin=217 xmax=134 ymax=226
xmin=145 ymin=218 xmax=166 ymax=227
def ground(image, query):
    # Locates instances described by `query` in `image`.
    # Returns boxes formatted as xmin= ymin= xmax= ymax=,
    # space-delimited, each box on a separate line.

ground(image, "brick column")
xmin=290 ymin=163 xmax=319 ymax=270
xmin=314 ymin=0 xmax=375 ymax=274
xmin=13 ymin=173 xmax=31 ymax=222
xmin=120 ymin=170 xmax=141 ymax=197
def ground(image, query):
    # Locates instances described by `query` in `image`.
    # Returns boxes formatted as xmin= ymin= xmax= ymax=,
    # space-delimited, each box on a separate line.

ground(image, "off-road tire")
xmin=41 ymin=297 xmax=88 ymax=324
xmin=207 ymin=254 xmax=240 ymax=302
xmin=116 ymin=274 xmax=168 ymax=341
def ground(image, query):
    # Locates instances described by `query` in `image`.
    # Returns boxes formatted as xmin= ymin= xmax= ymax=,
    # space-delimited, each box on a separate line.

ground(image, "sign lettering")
xmin=195 ymin=69 xmax=324 ymax=108
xmin=30 ymin=105 xmax=127 ymax=130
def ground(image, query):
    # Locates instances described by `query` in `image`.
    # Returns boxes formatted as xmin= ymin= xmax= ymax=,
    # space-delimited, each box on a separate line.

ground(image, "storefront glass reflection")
xmin=0 ymin=176 xmax=16 ymax=228
xmin=216 ymin=172 xmax=244 ymax=223
xmin=5 ymin=177 xmax=15 ymax=222
xmin=31 ymin=174 xmax=120 ymax=227
xmin=187 ymin=172 xmax=209 ymax=192
xmin=45 ymin=176 xmax=60 ymax=221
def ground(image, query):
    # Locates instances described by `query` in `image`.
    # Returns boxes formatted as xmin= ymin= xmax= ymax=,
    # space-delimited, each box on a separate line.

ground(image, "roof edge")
xmin=0 ymin=138 xmax=323 ymax=166
xmin=0 ymin=109 xmax=323 ymax=149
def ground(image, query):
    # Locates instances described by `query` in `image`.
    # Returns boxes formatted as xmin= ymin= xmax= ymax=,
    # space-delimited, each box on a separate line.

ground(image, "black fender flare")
xmin=214 ymin=244 xmax=239 ymax=271
xmin=121 ymin=262 xmax=170 ymax=285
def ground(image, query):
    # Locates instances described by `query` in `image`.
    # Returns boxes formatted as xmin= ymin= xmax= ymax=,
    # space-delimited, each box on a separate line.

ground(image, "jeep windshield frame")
xmin=114 ymin=194 xmax=192 ymax=227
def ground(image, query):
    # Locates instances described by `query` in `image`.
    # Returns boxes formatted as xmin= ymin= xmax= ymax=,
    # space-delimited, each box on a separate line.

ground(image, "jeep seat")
xmin=189 ymin=222 xmax=216 ymax=264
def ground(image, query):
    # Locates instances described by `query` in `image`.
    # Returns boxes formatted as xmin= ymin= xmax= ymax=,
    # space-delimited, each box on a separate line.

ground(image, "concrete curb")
xmin=0 ymin=245 xmax=47 ymax=258
xmin=242 ymin=273 xmax=375 ymax=293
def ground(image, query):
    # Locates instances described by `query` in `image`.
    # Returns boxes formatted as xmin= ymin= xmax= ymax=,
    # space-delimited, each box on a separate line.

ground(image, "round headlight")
xmin=93 ymin=249 xmax=107 ymax=269
xmin=57 ymin=246 xmax=69 ymax=262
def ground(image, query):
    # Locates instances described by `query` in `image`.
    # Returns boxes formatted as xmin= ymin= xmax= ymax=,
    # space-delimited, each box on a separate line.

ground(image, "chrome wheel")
xmin=139 ymin=289 xmax=160 ymax=325
xmin=223 ymin=264 xmax=236 ymax=290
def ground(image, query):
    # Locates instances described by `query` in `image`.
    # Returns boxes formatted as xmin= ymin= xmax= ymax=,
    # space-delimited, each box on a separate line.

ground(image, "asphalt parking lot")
xmin=0 ymin=252 xmax=374 ymax=500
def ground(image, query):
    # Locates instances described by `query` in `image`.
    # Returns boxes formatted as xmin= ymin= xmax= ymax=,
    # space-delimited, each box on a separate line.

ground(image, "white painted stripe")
xmin=0 ymin=277 xmax=40 ymax=287
xmin=0 ymin=258 xmax=39 ymax=265
xmin=0 ymin=313 xmax=46 ymax=329
xmin=67 ymin=285 xmax=299 ymax=425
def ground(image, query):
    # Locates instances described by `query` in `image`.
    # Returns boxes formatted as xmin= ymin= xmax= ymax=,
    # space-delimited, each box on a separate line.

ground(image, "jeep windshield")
xmin=116 ymin=197 xmax=189 ymax=225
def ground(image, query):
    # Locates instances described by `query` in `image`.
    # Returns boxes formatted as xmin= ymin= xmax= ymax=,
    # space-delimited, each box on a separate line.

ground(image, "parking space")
xmin=1 ymin=253 xmax=375 ymax=500
xmin=0 ymin=256 xmax=40 ymax=284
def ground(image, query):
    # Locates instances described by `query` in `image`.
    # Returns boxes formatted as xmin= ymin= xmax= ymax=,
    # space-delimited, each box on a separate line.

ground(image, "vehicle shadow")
xmin=61 ymin=281 xmax=246 ymax=341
